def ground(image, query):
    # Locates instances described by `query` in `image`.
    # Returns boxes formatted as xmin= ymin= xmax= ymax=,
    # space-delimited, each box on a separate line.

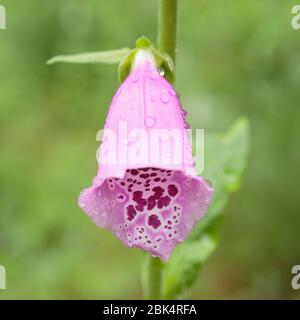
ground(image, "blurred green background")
xmin=1 ymin=0 xmax=300 ymax=299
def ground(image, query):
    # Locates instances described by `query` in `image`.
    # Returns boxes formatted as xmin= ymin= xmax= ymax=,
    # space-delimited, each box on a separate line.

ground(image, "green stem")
xmin=143 ymin=256 xmax=164 ymax=299
xmin=158 ymin=0 xmax=178 ymax=68
xmin=143 ymin=0 xmax=178 ymax=300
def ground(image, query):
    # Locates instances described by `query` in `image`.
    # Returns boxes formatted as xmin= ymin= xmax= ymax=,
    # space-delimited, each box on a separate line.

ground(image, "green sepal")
xmin=118 ymin=36 xmax=175 ymax=83
xmin=47 ymin=48 xmax=132 ymax=65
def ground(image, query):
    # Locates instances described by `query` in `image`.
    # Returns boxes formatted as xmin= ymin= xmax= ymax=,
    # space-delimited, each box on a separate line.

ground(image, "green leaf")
xmin=191 ymin=117 xmax=250 ymax=239
xmin=47 ymin=48 xmax=131 ymax=65
xmin=161 ymin=232 xmax=218 ymax=299
xmin=160 ymin=117 xmax=250 ymax=299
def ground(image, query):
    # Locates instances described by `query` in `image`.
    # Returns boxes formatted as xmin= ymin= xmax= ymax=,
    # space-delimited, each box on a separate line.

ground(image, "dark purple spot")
xmin=157 ymin=196 xmax=171 ymax=209
xmin=168 ymin=184 xmax=178 ymax=197
xmin=161 ymin=179 xmax=167 ymax=183
xmin=140 ymin=173 xmax=149 ymax=179
xmin=131 ymin=169 xmax=139 ymax=176
xmin=135 ymin=204 xmax=145 ymax=212
xmin=133 ymin=190 xmax=143 ymax=201
xmin=154 ymin=177 xmax=161 ymax=182
xmin=148 ymin=214 xmax=161 ymax=229
xmin=127 ymin=205 xmax=137 ymax=221
xmin=133 ymin=191 xmax=147 ymax=211
xmin=147 ymin=195 xmax=157 ymax=210
xmin=150 ymin=173 xmax=157 ymax=177
xmin=152 ymin=186 xmax=164 ymax=199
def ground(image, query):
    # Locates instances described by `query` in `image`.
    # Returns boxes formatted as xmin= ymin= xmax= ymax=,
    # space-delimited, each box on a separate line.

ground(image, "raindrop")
xmin=150 ymin=73 xmax=158 ymax=80
xmin=160 ymin=93 xmax=169 ymax=104
xmin=132 ymin=75 xmax=139 ymax=83
xmin=169 ymin=88 xmax=177 ymax=96
xmin=159 ymin=68 xmax=165 ymax=76
xmin=129 ymin=131 xmax=136 ymax=140
xmin=115 ymin=87 xmax=122 ymax=97
xmin=145 ymin=116 xmax=156 ymax=128
xmin=160 ymin=131 xmax=169 ymax=142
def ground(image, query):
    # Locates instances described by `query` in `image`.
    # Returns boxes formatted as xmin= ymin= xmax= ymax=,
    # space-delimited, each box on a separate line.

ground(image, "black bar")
xmin=0 ymin=300 xmax=297 ymax=318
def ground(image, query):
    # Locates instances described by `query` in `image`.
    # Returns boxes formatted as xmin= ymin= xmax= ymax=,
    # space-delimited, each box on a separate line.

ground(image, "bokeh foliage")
xmin=0 ymin=0 xmax=300 ymax=299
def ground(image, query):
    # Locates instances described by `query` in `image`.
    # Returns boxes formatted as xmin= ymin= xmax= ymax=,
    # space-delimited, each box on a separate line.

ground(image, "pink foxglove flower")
xmin=79 ymin=50 xmax=213 ymax=261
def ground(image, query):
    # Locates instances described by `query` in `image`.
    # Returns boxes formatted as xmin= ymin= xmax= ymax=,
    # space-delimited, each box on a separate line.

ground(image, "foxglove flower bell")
xmin=79 ymin=49 xmax=213 ymax=261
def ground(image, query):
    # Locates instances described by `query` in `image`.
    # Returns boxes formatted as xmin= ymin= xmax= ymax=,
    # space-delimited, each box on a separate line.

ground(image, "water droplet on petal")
xmin=145 ymin=116 xmax=156 ymax=128
xmin=115 ymin=88 xmax=122 ymax=97
xmin=169 ymin=88 xmax=177 ymax=96
xmin=150 ymin=73 xmax=158 ymax=80
xmin=160 ymin=93 xmax=169 ymax=104
xmin=160 ymin=132 xmax=169 ymax=142
xmin=159 ymin=68 xmax=165 ymax=76
xmin=129 ymin=131 xmax=136 ymax=140
xmin=132 ymin=75 xmax=139 ymax=83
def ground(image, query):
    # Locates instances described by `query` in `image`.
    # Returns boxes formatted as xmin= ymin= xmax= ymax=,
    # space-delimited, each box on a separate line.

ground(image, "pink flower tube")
xmin=79 ymin=50 xmax=213 ymax=261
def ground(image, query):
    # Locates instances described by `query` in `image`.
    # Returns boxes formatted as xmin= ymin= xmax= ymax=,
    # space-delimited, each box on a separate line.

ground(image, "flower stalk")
xmin=158 ymin=0 xmax=178 ymax=68
xmin=144 ymin=0 xmax=178 ymax=300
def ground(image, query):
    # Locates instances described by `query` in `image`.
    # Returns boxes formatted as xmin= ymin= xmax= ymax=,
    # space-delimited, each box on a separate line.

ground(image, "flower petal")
xmin=79 ymin=50 xmax=213 ymax=260
xmin=79 ymin=167 xmax=212 ymax=261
